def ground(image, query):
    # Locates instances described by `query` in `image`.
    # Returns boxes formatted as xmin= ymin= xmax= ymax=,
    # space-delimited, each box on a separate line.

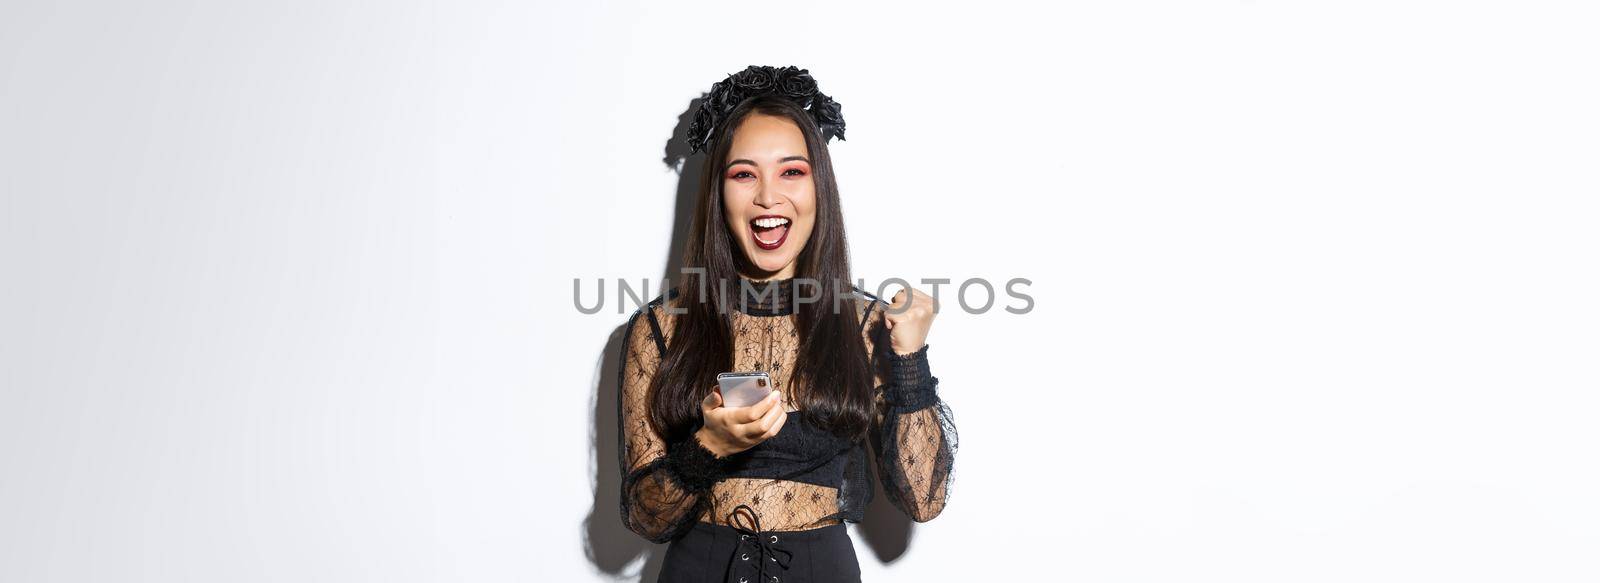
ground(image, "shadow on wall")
xmin=581 ymin=98 xmax=915 ymax=582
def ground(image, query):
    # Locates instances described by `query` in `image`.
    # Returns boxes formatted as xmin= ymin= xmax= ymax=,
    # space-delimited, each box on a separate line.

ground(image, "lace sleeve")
xmin=617 ymin=303 xmax=726 ymax=543
xmin=862 ymin=300 xmax=958 ymax=522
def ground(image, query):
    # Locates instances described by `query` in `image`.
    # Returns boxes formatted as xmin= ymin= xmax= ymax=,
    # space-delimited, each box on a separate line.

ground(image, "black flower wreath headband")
xmin=685 ymin=65 xmax=846 ymax=155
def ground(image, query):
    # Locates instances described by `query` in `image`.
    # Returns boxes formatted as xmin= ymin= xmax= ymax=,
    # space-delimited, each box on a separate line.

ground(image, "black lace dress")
xmin=617 ymin=278 xmax=957 ymax=580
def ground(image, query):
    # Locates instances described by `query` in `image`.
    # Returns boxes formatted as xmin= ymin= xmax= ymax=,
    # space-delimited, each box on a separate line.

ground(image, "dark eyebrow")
xmin=725 ymin=155 xmax=811 ymax=171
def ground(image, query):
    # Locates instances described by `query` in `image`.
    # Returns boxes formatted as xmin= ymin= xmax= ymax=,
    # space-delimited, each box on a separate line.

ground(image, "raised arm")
xmin=616 ymin=305 xmax=723 ymax=543
xmin=862 ymin=298 xmax=958 ymax=522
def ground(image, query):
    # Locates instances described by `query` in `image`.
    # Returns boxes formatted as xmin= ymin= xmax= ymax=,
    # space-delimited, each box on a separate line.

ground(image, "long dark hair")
xmin=649 ymin=95 xmax=874 ymax=444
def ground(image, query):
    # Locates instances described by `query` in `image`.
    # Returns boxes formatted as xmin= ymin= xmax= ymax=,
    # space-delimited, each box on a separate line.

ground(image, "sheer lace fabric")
xmin=617 ymin=279 xmax=958 ymax=543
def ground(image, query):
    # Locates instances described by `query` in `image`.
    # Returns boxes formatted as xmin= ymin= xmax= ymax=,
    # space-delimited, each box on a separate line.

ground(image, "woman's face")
xmin=721 ymin=113 xmax=816 ymax=280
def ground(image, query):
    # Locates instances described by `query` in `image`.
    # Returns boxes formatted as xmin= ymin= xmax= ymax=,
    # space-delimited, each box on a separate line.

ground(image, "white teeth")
xmin=752 ymin=217 xmax=790 ymax=229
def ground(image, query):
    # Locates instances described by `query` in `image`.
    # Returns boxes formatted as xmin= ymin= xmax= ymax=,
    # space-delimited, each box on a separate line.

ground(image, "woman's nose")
xmin=752 ymin=179 xmax=781 ymax=208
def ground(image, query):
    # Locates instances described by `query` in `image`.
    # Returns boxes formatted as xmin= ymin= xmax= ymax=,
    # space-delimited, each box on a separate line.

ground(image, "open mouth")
xmin=749 ymin=215 xmax=791 ymax=251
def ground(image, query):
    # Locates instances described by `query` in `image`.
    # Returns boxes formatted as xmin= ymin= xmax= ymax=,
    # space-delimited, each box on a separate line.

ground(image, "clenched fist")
xmin=885 ymin=287 xmax=937 ymax=355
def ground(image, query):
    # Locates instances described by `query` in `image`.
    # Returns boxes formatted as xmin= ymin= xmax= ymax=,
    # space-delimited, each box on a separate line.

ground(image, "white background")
xmin=3 ymin=1 xmax=1597 ymax=581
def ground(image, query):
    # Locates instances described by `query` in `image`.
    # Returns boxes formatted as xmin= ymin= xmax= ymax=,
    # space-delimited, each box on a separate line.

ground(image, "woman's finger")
xmin=740 ymin=393 xmax=786 ymax=437
xmin=702 ymin=388 xmax=723 ymax=413
xmin=761 ymin=408 xmax=789 ymax=439
xmin=756 ymin=398 xmax=785 ymax=433
xmin=758 ymin=395 xmax=790 ymax=432
xmin=731 ymin=390 xmax=778 ymax=424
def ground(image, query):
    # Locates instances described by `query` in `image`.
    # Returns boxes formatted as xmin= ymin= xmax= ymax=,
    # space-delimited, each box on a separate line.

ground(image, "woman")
xmin=618 ymin=65 xmax=957 ymax=583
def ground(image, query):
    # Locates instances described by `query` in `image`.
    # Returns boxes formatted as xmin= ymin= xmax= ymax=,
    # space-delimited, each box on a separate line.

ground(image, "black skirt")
xmin=658 ymin=508 xmax=861 ymax=583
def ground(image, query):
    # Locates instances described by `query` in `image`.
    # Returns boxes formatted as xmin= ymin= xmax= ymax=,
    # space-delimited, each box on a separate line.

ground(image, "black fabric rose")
xmin=686 ymin=107 xmax=715 ymax=154
xmin=776 ymin=67 xmax=819 ymax=108
xmin=705 ymin=81 xmax=741 ymax=119
xmin=729 ymin=66 xmax=775 ymax=92
xmin=811 ymin=94 xmax=846 ymax=142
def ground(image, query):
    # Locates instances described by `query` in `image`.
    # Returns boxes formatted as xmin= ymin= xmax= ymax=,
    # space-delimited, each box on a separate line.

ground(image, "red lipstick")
xmin=749 ymin=214 xmax=791 ymax=251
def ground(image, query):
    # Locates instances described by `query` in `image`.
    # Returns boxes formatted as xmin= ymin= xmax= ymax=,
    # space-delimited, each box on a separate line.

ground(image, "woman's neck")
xmin=732 ymin=272 xmax=796 ymax=316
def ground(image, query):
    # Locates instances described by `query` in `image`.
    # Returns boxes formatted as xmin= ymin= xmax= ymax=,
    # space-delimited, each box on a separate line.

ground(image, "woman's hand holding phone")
xmin=694 ymin=387 xmax=787 ymax=458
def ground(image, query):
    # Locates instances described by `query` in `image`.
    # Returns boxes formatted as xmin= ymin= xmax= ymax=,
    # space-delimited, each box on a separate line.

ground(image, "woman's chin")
xmin=741 ymin=250 xmax=796 ymax=277
xmin=751 ymin=260 xmax=791 ymax=276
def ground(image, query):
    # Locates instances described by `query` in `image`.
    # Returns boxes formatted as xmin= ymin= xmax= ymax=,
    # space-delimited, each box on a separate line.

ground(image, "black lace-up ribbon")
xmin=726 ymin=504 xmax=792 ymax=583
